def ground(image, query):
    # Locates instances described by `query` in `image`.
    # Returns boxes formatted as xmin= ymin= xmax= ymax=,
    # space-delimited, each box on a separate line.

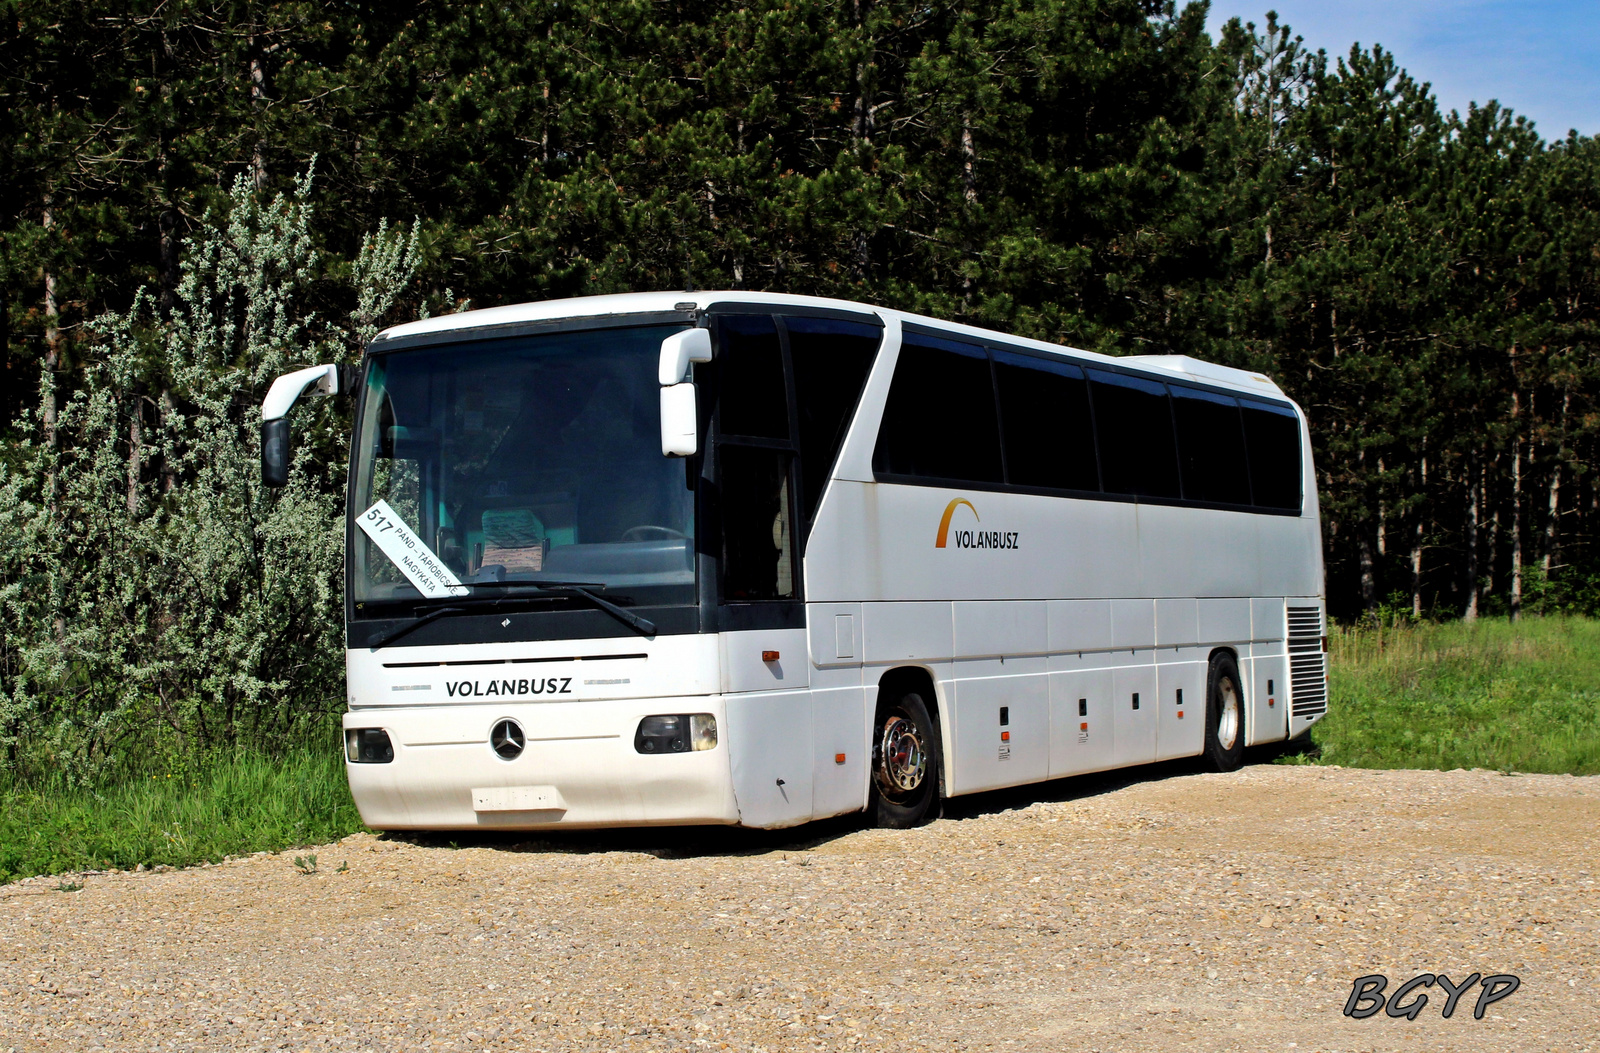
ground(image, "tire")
xmin=870 ymin=690 xmax=942 ymax=828
xmin=1203 ymin=652 xmax=1247 ymax=772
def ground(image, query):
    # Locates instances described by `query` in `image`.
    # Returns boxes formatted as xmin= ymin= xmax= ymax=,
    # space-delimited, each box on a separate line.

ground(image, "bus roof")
xmin=373 ymin=290 xmax=1288 ymax=401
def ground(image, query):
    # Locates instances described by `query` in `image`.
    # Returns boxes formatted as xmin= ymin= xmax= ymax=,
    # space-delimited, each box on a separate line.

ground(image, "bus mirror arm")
xmin=658 ymin=328 xmax=711 ymax=385
xmin=262 ymin=363 xmax=346 ymax=421
xmin=659 ymin=329 xmax=711 ymax=457
xmin=260 ymin=364 xmax=352 ymax=487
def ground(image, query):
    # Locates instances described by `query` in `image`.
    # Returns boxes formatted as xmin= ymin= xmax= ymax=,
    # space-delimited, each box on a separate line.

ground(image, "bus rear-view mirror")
xmin=660 ymin=383 xmax=698 ymax=456
xmin=261 ymin=418 xmax=291 ymax=486
xmin=259 ymin=363 xmax=355 ymax=487
xmin=659 ymin=328 xmax=711 ymax=457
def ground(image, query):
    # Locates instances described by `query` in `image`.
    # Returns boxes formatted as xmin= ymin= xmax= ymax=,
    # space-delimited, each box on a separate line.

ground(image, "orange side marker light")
xmin=835 ymin=753 xmax=846 ymax=765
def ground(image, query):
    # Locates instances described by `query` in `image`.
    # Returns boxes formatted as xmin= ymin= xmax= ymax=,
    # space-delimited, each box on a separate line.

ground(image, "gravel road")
xmin=3 ymin=763 xmax=1597 ymax=1053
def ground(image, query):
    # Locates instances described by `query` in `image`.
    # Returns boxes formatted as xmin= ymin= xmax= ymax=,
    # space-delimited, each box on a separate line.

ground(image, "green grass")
xmin=0 ymin=747 xmax=366 ymax=884
xmin=1299 ymin=614 xmax=1600 ymax=774
xmin=4 ymin=616 xmax=1594 ymax=883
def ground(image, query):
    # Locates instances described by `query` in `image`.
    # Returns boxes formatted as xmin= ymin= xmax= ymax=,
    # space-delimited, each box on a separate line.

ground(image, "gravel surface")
xmin=3 ymin=763 xmax=1598 ymax=1053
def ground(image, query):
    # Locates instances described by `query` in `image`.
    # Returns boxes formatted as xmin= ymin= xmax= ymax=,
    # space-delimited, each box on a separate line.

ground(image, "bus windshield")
xmin=350 ymin=324 xmax=696 ymax=612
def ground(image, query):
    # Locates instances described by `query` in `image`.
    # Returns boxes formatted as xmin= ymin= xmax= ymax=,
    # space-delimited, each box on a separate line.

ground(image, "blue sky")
xmin=1201 ymin=0 xmax=1600 ymax=140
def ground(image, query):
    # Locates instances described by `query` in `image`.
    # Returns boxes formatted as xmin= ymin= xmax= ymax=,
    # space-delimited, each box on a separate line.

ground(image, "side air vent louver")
xmin=1287 ymin=606 xmax=1328 ymax=719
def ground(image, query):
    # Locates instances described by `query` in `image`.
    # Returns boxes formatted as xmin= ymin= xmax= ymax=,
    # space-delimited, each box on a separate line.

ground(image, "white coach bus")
xmin=261 ymin=292 xmax=1327 ymax=831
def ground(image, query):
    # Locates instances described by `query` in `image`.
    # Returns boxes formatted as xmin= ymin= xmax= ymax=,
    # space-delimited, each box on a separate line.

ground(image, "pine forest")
xmin=2 ymin=0 xmax=1598 ymax=780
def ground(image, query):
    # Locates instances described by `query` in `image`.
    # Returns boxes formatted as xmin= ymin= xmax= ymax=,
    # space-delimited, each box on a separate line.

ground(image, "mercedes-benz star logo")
xmin=491 ymin=718 xmax=525 ymax=760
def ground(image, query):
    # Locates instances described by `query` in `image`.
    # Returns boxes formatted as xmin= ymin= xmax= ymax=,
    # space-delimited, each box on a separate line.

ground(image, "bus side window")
xmin=714 ymin=314 xmax=789 ymax=439
xmin=784 ymin=316 xmax=881 ymax=527
xmin=1087 ymin=369 xmax=1181 ymax=499
xmin=718 ymin=445 xmax=797 ymax=601
xmin=992 ymin=348 xmax=1098 ymax=492
xmin=872 ymin=333 xmax=1002 ymax=485
xmin=1240 ymin=400 xmax=1303 ymax=511
xmin=1172 ymin=385 xmax=1251 ymax=506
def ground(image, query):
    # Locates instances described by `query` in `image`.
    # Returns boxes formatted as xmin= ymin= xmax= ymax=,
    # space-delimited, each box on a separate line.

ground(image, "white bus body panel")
xmin=344 ymin=628 xmax=870 ymax=831
xmin=802 ymin=605 xmax=871 ymax=821
xmin=798 ymin=471 xmax=1322 ymax=799
xmin=344 ymin=634 xmax=743 ymax=830
xmin=344 ymin=696 xmax=740 ymax=830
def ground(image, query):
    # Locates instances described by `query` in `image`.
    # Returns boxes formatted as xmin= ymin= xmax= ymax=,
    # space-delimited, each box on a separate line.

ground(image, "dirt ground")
xmin=2 ymin=761 xmax=1597 ymax=1053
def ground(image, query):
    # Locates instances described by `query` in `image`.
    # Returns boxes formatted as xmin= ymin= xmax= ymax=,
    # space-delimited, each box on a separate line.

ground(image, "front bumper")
xmin=343 ymin=697 xmax=739 ymax=830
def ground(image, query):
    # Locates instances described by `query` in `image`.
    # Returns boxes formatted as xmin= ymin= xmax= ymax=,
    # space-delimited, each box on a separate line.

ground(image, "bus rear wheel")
xmin=1203 ymin=653 xmax=1247 ymax=772
xmin=871 ymin=690 xmax=941 ymax=828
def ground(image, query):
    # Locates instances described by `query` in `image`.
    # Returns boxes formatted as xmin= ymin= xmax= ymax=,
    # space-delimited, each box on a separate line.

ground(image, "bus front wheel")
xmin=1203 ymin=653 xmax=1247 ymax=772
xmin=871 ymin=690 xmax=941 ymax=828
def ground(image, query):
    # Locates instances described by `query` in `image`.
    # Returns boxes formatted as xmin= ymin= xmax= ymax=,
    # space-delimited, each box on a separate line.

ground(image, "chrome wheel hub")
xmin=1217 ymin=678 xmax=1240 ymax=751
xmin=875 ymin=715 xmax=926 ymax=796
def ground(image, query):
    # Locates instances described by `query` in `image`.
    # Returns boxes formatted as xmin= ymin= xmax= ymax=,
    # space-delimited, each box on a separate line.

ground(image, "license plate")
xmin=471 ymin=785 xmax=566 ymax=812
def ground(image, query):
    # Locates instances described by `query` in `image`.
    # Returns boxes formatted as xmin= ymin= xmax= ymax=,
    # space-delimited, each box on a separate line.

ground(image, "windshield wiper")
xmin=540 ymin=584 xmax=656 ymax=638
xmin=367 ymin=605 xmax=467 ymax=651
xmin=367 ymin=582 xmax=655 ymax=651
xmin=366 ymin=590 xmax=572 ymax=651
xmin=461 ymin=579 xmax=607 ymax=590
xmin=460 ymin=581 xmax=656 ymax=638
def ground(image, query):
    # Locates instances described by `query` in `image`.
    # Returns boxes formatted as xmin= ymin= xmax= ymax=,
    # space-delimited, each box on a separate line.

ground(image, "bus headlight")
xmin=345 ymin=728 xmax=394 ymax=763
xmin=635 ymin=714 xmax=717 ymax=754
xmin=689 ymin=714 xmax=718 ymax=751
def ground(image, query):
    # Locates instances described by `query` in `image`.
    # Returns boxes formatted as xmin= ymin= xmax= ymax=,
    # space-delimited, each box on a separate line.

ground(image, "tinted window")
xmin=1241 ymin=400 xmax=1303 ymax=511
xmin=872 ymin=333 xmax=1002 ymax=484
xmin=718 ymin=445 xmax=796 ymax=601
xmin=992 ymin=349 xmax=1099 ymax=492
xmin=1172 ymin=386 xmax=1251 ymax=505
xmin=1088 ymin=369 xmax=1180 ymax=498
xmin=714 ymin=314 xmax=787 ymax=439
xmin=786 ymin=316 xmax=880 ymax=523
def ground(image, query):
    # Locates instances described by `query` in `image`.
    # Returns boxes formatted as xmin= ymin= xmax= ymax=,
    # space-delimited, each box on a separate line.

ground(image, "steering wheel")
xmin=621 ymin=525 xmax=687 ymax=542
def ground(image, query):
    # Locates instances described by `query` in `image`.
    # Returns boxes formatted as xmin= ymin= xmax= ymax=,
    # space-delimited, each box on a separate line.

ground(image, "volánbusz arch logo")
xmin=935 ymin=498 xmax=1019 ymax=551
